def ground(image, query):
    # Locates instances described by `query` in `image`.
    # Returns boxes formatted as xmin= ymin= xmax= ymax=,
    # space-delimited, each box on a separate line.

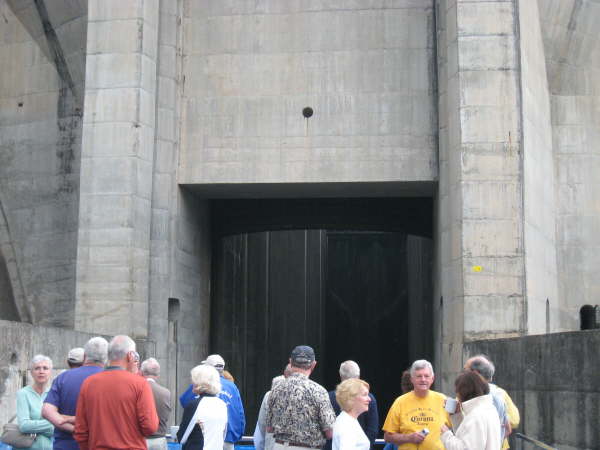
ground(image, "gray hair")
xmin=30 ymin=354 xmax=52 ymax=370
xmin=191 ymin=364 xmax=221 ymax=395
xmin=410 ymin=359 xmax=434 ymax=377
xmin=468 ymin=355 xmax=495 ymax=381
xmin=141 ymin=357 xmax=160 ymax=377
xmin=84 ymin=337 xmax=108 ymax=365
xmin=107 ymin=335 xmax=136 ymax=361
xmin=339 ymin=360 xmax=360 ymax=380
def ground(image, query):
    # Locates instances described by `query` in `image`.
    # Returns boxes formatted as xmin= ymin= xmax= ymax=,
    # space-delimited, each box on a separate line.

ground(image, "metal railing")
xmin=236 ymin=437 xmax=389 ymax=446
xmin=513 ymin=433 xmax=557 ymax=450
xmin=170 ymin=434 xmax=558 ymax=450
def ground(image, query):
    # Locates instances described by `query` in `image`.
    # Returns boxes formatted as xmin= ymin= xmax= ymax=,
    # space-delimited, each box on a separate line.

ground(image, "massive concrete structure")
xmin=1 ymin=0 xmax=599 ymax=445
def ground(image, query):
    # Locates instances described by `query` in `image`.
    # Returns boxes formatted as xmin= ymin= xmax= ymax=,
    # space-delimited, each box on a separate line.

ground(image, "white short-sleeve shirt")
xmin=332 ymin=411 xmax=370 ymax=450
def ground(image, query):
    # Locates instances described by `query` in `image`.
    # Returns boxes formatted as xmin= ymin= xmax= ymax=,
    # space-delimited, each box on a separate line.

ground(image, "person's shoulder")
xmin=428 ymin=390 xmax=447 ymax=400
xmin=494 ymin=385 xmax=508 ymax=396
xmin=221 ymin=376 xmax=240 ymax=391
xmin=306 ymin=378 xmax=327 ymax=392
xmin=17 ymin=385 xmax=32 ymax=397
xmin=185 ymin=396 xmax=202 ymax=410
xmin=394 ymin=391 xmax=413 ymax=403
xmin=206 ymin=395 xmax=227 ymax=407
xmin=334 ymin=411 xmax=350 ymax=426
xmin=153 ymin=381 xmax=171 ymax=396
xmin=63 ymin=365 xmax=101 ymax=381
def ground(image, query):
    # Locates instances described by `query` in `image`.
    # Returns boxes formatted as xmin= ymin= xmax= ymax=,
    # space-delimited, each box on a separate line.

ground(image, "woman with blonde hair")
xmin=177 ymin=364 xmax=228 ymax=450
xmin=15 ymin=355 xmax=55 ymax=450
xmin=332 ymin=378 xmax=372 ymax=450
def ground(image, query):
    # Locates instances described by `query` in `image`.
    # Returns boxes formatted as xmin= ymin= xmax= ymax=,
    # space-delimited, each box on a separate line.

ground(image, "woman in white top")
xmin=440 ymin=371 xmax=501 ymax=450
xmin=177 ymin=364 xmax=228 ymax=450
xmin=332 ymin=378 xmax=372 ymax=450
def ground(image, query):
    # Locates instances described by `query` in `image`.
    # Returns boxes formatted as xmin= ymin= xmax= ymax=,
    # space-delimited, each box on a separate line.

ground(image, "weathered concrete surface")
xmin=178 ymin=0 xmax=438 ymax=185
xmin=75 ymin=0 xmax=159 ymax=337
xmin=0 ymin=0 xmax=85 ymax=326
xmin=0 ymin=320 xmax=104 ymax=426
xmin=519 ymin=0 xmax=559 ymax=335
xmin=465 ymin=330 xmax=600 ymax=450
xmin=538 ymin=0 xmax=600 ymax=330
xmin=0 ymin=320 xmax=167 ymax=428
xmin=435 ymin=0 xmax=526 ymax=389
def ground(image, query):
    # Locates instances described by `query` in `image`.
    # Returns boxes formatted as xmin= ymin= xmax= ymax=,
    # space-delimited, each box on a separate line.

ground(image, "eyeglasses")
xmin=130 ymin=351 xmax=140 ymax=363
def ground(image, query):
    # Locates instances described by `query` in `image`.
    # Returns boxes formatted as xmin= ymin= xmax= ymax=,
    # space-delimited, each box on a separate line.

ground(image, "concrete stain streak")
xmin=33 ymin=0 xmax=78 ymax=105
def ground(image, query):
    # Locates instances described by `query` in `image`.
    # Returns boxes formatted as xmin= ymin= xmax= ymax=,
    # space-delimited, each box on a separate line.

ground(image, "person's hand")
xmin=408 ymin=432 xmax=426 ymax=443
xmin=505 ymin=421 xmax=512 ymax=437
xmin=441 ymin=424 xmax=450 ymax=434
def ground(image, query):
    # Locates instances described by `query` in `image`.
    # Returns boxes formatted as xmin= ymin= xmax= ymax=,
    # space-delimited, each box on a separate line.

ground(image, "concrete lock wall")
xmin=0 ymin=319 xmax=106 ymax=425
xmin=538 ymin=0 xmax=600 ymax=329
xmin=465 ymin=329 xmax=600 ymax=450
xmin=178 ymin=0 xmax=438 ymax=186
xmin=0 ymin=320 xmax=167 ymax=426
xmin=0 ymin=0 xmax=86 ymax=327
xmin=0 ymin=0 xmax=599 ymax=435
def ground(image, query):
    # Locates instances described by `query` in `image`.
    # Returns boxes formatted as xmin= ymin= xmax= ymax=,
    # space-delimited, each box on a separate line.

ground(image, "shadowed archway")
xmin=209 ymin=198 xmax=434 ymax=433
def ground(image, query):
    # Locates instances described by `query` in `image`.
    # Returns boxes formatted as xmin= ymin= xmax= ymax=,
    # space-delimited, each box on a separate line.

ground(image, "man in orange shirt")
xmin=74 ymin=335 xmax=158 ymax=450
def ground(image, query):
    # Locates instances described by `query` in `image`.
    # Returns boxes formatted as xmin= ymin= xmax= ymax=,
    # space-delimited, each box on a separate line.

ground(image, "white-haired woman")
xmin=177 ymin=364 xmax=228 ymax=450
xmin=332 ymin=378 xmax=372 ymax=450
xmin=15 ymin=355 xmax=55 ymax=450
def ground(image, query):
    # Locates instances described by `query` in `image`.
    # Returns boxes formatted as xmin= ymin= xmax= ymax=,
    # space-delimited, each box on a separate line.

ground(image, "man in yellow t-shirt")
xmin=383 ymin=360 xmax=450 ymax=450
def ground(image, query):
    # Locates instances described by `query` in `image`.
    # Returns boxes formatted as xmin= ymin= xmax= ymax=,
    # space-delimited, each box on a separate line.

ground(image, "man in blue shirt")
xmin=42 ymin=337 xmax=108 ymax=450
xmin=180 ymin=354 xmax=245 ymax=450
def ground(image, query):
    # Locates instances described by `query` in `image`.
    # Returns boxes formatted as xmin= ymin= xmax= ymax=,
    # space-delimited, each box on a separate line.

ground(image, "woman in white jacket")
xmin=440 ymin=371 xmax=501 ymax=450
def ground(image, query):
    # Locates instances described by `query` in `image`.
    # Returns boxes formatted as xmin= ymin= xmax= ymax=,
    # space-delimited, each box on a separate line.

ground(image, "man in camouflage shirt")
xmin=266 ymin=345 xmax=335 ymax=450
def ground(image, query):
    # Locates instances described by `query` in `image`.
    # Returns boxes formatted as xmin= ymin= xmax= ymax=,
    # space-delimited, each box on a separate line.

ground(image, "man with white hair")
xmin=74 ymin=335 xmax=158 ymax=450
xmin=324 ymin=360 xmax=379 ymax=450
xmin=383 ymin=359 xmax=450 ymax=449
xmin=465 ymin=355 xmax=520 ymax=449
xmin=141 ymin=358 xmax=172 ymax=450
xmin=42 ymin=336 xmax=108 ymax=450
xmin=179 ymin=354 xmax=246 ymax=450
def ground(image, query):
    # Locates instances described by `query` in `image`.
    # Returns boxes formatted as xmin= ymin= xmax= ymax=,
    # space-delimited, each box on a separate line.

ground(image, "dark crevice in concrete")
xmin=29 ymin=3 xmax=82 ymax=191
xmin=0 ymin=251 xmax=20 ymax=322
xmin=33 ymin=0 xmax=78 ymax=105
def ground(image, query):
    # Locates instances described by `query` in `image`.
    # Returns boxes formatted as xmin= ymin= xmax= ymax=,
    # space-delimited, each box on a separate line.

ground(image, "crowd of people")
xmin=10 ymin=336 xmax=519 ymax=450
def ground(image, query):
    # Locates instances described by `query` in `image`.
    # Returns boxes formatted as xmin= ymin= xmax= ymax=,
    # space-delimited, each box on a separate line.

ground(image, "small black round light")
xmin=302 ymin=107 xmax=313 ymax=118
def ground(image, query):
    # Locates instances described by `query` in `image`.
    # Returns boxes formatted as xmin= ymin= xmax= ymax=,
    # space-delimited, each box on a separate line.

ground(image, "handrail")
xmin=234 ymin=437 xmax=390 ymax=445
xmin=513 ymin=432 xmax=557 ymax=450
xmin=171 ymin=436 xmax=389 ymax=446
